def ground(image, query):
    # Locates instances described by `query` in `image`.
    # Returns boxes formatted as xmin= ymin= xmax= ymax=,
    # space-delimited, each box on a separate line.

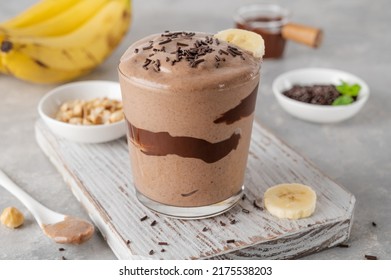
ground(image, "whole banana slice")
xmin=214 ymin=28 xmax=265 ymax=58
xmin=264 ymin=183 xmax=317 ymax=219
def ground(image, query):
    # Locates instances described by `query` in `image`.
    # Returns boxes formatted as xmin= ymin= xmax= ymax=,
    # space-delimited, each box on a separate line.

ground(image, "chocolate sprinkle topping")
xmin=202 ymin=227 xmax=209 ymax=232
xmin=226 ymin=239 xmax=235 ymax=244
xmin=142 ymin=45 xmax=153 ymax=50
xmin=219 ymin=49 xmax=229 ymax=56
xmin=337 ymin=243 xmax=349 ymax=248
xmin=159 ymin=38 xmax=172 ymax=45
xmin=242 ymin=208 xmax=250 ymax=214
xmin=149 ymin=250 xmax=155 ymax=255
xmin=364 ymin=254 xmax=378 ymax=260
xmin=150 ymin=220 xmax=157 ymax=226
xmin=230 ymin=219 xmax=237 ymax=225
xmin=158 ymin=242 xmax=169 ymax=246
xmin=58 ymin=248 xmax=65 ymax=252
xmin=140 ymin=215 xmax=148 ymax=221
xmin=253 ymin=199 xmax=263 ymax=210
xmin=219 ymin=221 xmax=226 ymax=226
xmin=134 ymin=31 xmax=250 ymax=73
xmin=372 ymin=222 xmax=377 ymax=227
xmin=191 ymin=59 xmax=205 ymax=68
xmin=161 ymin=249 xmax=166 ymax=253
xmin=181 ymin=189 xmax=199 ymax=197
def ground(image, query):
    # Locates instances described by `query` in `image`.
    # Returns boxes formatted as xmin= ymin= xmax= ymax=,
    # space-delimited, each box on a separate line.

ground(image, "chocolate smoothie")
xmin=118 ymin=31 xmax=261 ymax=218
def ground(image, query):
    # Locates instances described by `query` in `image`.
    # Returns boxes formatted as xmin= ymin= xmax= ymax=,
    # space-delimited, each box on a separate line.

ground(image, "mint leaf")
xmin=332 ymin=95 xmax=354 ymax=106
xmin=336 ymin=80 xmax=361 ymax=97
xmin=349 ymin=84 xmax=361 ymax=97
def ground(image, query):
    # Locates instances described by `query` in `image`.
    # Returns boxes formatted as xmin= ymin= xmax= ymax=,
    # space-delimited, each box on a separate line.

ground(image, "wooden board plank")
xmin=35 ymin=119 xmax=355 ymax=259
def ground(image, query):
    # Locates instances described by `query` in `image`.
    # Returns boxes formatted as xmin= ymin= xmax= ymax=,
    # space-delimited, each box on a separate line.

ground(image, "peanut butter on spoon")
xmin=0 ymin=169 xmax=94 ymax=245
xmin=43 ymin=216 xmax=94 ymax=244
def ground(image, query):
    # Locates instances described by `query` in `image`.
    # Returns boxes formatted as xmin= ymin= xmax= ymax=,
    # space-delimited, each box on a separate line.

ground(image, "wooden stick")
xmin=282 ymin=23 xmax=323 ymax=48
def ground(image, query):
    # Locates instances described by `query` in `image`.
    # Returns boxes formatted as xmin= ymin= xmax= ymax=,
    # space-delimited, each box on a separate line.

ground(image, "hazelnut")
xmin=1 ymin=207 xmax=25 ymax=229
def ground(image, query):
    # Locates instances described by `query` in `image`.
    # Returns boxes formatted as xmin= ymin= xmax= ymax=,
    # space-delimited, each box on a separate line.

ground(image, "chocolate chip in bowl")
xmin=272 ymin=68 xmax=370 ymax=123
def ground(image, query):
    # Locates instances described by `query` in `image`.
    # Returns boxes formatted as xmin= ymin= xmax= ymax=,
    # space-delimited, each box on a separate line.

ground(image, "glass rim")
xmin=234 ymin=4 xmax=290 ymax=29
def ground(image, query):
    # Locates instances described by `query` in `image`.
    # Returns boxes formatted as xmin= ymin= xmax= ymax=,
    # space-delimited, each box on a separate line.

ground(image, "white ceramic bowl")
xmin=38 ymin=81 xmax=126 ymax=143
xmin=272 ymin=68 xmax=370 ymax=123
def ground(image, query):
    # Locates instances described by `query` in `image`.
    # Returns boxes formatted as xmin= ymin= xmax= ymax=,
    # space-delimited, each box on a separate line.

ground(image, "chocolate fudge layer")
xmin=119 ymin=31 xmax=261 ymax=207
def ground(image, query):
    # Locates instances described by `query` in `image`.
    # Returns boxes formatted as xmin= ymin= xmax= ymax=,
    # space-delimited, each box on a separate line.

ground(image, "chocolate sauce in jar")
xmin=236 ymin=16 xmax=286 ymax=59
xmin=234 ymin=4 xmax=289 ymax=59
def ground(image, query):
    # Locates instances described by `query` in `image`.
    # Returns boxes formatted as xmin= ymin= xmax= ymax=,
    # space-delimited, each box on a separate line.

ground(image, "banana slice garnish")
xmin=214 ymin=28 xmax=265 ymax=58
xmin=264 ymin=183 xmax=317 ymax=219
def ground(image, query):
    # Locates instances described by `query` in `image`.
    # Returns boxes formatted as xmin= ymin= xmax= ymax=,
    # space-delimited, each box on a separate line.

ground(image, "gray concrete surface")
xmin=0 ymin=0 xmax=390 ymax=259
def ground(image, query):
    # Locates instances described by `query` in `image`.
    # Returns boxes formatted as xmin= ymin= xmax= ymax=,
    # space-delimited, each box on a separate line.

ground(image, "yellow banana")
xmin=0 ymin=0 xmax=81 ymax=29
xmin=0 ymin=49 xmax=89 ymax=84
xmin=1 ymin=0 xmax=112 ymax=37
xmin=6 ymin=0 xmax=130 ymax=71
xmin=0 ymin=0 xmax=131 ymax=84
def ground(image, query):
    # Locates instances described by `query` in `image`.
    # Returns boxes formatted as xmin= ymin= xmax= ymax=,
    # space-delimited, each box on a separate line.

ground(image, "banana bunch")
xmin=0 ymin=0 xmax=131 ymax=84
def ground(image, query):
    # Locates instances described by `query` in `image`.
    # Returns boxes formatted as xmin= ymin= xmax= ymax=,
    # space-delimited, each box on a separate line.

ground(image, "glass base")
xmin=136 ymin=186 xmax=244 ymax=219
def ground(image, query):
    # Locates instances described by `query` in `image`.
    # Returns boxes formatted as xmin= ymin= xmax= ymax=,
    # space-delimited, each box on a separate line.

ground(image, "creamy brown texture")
xmin=119 ymin=32 xmax=261 ymax=207
xmin=43 ymin=216 xmax=94 ymax=244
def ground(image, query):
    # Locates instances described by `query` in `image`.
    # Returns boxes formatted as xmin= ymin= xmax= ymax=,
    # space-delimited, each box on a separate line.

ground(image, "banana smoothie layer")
xmin=119 ymin=31 xmax=261 ymax=207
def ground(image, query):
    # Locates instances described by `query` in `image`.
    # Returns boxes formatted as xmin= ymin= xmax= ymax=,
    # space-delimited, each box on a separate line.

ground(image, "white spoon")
xmin=0 ymin=169 xmax=94 ymax=244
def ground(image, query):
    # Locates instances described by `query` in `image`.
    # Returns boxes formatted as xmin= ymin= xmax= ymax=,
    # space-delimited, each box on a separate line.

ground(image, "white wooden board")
xmin=35 ymin=119 xmax=355 ymax=260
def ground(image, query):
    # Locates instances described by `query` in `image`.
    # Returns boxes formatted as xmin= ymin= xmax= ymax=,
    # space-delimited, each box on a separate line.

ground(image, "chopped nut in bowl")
xmin=38 ymin=81 xmax=126 ymax=143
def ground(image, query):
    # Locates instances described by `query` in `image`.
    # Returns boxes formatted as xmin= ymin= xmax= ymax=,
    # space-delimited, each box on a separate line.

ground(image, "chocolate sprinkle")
xmin=150 ymin=220 xmax=157 ymax=226
xmin=242 ymin=208 xmax=250 ymax=214
xmin=134 ymin=48 xmax=139 ymax=53
xmin=61 ymin=256 xmax=67 ymax=260
xmin=220 ymin=221 xmax=226 ymax=226
xmin=140 ymin=215 xmax=148 ymax=221
xmin=241 ymin=194 xmax=247 ymax=200
xmin=159 ymin=38 xmax=172 ymax=45
xmin=143 ymin=58 xmax=152 ymax=68
xmin=158 ymin=242 xmax=169 ymax=246
xmin=58 ymin=248 xmax=65 ymax=252
xmin=226 ymin=239 xmax=235 ymax=244
xmin=161 ymin=248 xmax=166 ymax=253
xmin=191 ymin=58 xmax=205 ymax=68
xmin=149 ymin=250 xmax=155 ymax=255
xmin=372 ymin=222 xmax=377 ymax=227
xmin=219 ymin=49 xmax=229 ymax=55
xmin=337 ymin=243 xmax=350 ymax=248
xmin=181 ymin=189 xmax=199 ymax=197
xmin=202 ymin=227 xmax=209 ymax=232
xmin=126 ymin=240 xmax=131 ymax=245
xmin=142 ymin=45 xmax=153 ymax=50
xmin=365 ymin=254 xmax=378 ymax=260
xmin=253 ymin=199 xmax=263 ymax=210
xmin=230 ymin=219 xmax=237 ymax=225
